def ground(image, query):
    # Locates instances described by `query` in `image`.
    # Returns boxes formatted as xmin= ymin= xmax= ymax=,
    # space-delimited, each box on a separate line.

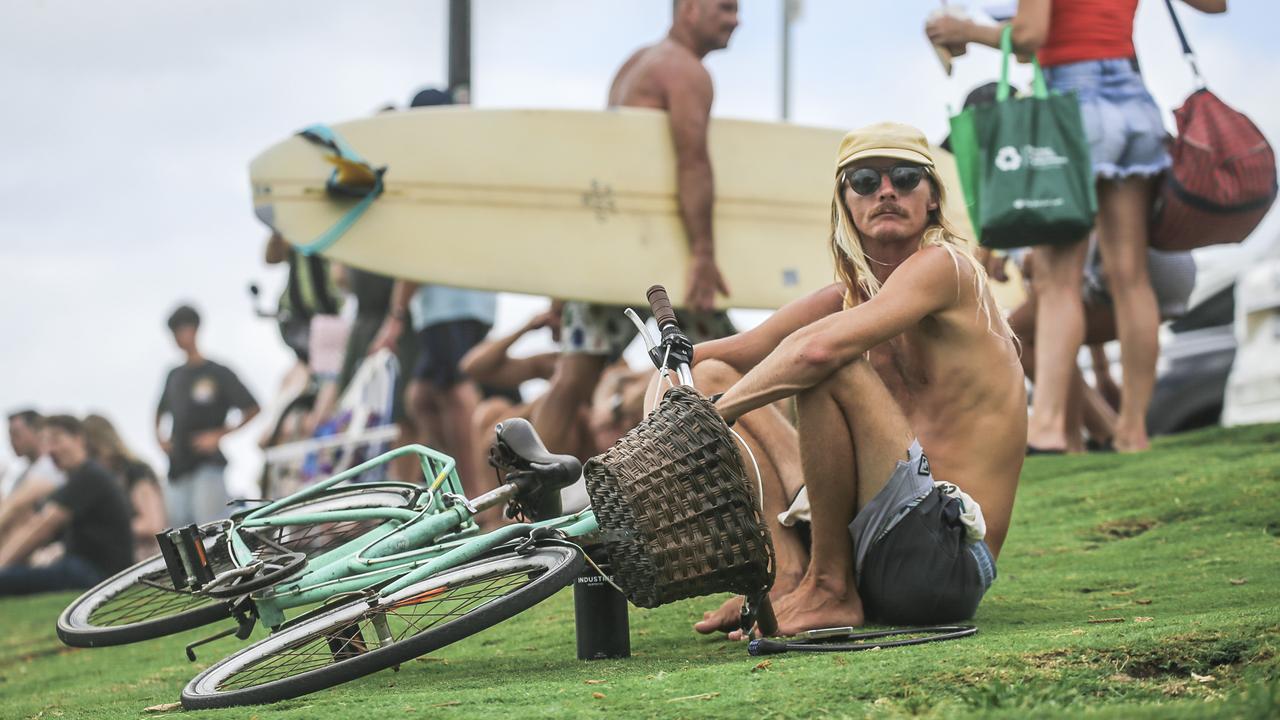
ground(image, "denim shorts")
xmin=1043 ymin=58 xmax=1171 ymax=180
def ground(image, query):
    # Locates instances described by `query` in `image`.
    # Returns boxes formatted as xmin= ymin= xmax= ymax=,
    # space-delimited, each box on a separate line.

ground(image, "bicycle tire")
xmin=57 ymin=486 xmax=417 ymax=648
xmin=181 ymin=543 xmax=583 ymax=709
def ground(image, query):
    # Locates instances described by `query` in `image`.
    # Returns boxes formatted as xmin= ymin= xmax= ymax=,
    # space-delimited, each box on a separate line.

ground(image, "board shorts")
xmin=1043 ymin=58 xmax=1171 ymax=180
xmin=413 ymin=319 xmax=491 ymax=389
xmin=848 ymin=441 xmax=996 ymax=625
xmin=560 ymin=301 xmax=737 ymax=361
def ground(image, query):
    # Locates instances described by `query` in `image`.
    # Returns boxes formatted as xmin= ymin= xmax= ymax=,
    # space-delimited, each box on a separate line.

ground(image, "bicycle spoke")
xmin=215 ymin=567 xmax=539 ymax=690
xmin=251 ymin=520 xmax=380 ymax=558
xmin=88 ymin=571 xmax=217 ymax=626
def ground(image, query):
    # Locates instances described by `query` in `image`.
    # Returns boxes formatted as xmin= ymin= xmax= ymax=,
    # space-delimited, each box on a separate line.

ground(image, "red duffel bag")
xmin=1149 ymin=0 xmax=1277 ymax=251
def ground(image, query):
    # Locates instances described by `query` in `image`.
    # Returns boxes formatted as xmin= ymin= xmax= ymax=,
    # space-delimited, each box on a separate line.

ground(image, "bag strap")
xmin=997 ymin=25 xmax=1049 ymax=102
xmin=1163 ymin=0 xmax=1206 ymax=88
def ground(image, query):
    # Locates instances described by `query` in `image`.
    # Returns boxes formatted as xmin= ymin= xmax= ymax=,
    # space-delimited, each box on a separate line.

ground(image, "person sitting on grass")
xmin=0 ymin=415 xmax=133 ymax=595
xmin=687 ymin=123 xmax=1026 ymax=635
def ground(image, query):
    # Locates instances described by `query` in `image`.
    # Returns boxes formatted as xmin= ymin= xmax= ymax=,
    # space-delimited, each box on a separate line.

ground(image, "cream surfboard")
xmin=251 ymin=107 xmax=1023 ymax=310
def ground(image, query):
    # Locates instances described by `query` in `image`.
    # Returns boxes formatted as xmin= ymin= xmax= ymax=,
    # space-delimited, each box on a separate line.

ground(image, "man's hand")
xmin=525 ymin=308 xmax=560 ymax=335
xmin=976 ymin=247 xmax=1010 ymax=283
xmin=191 ymin=430 xmax=223 ymax=454
xmin=368 ymin=316 xmax=404 ymax=356
xmin=686 ymin=255 xmax=730 ymax=313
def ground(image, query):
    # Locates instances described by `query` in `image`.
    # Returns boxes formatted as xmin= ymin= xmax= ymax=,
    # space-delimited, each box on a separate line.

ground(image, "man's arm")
xmin=715 ymin=248 xmax=964 ymax=423
xmin=0 ymin=503 xmax=68 ymax=567
xmin=664 ymin=60 xmax=729 ymax=311
xmin=694 ymin=283 xmax=845 ymax=375
xmin=368 ymin=280 xmax=421 ymax=355
xmin=460 ymin=311 xmax=559 ymax=388
xmin=0 ymin=475 xmax=58 ymax=538
xmin=155 ymin=375 xmax=173 ymax=455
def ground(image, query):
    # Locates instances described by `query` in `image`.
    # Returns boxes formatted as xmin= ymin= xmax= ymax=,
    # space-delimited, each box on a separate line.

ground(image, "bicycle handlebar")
xmin=646 ymin=285 xmax=678 ymax=331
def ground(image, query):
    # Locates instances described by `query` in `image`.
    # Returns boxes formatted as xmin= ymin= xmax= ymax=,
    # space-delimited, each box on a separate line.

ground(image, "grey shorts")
xmin=848 ymin=441 xmax=996 ymax=625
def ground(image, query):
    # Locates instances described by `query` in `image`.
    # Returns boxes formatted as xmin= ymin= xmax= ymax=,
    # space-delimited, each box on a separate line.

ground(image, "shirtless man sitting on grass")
xmin=687 ymin=123 xmax=1027 ymax=636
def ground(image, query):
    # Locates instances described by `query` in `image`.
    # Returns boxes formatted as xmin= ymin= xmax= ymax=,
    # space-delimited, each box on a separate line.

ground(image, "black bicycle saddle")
xmin=493 ymin=418 xmax=582 ymax=490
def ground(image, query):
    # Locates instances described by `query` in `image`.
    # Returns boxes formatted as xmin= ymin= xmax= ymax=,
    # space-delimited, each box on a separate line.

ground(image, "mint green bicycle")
xmin=57 ymin=286 xmax=774 ymax=709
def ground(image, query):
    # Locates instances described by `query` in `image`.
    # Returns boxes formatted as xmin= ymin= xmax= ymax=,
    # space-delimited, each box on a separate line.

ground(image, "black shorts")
xmin=857 ymin=487 xmax=996 ymax=625
xmin=412 ymin=319 xmax=491 ymax=389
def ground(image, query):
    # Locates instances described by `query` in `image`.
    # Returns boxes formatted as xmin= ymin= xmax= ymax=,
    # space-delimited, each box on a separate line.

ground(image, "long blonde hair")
xmin=83 ymin=413 xmax=141 ymax=472
xmin=829 ymin=168 xmax=1013 ymax=339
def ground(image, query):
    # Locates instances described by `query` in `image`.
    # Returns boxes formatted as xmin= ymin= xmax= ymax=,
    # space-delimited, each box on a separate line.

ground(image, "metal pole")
xmin=448 ymin=0 xmax=471 ymax=102
xmin=780 ymin=0 xmax=795 ymax=121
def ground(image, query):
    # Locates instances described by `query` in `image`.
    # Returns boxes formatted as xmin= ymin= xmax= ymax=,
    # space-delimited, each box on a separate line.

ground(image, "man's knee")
xmin=691 ymin=358 xmax=741 ymax=394
xmin=809 ymin=355 xmax=876 ymax=396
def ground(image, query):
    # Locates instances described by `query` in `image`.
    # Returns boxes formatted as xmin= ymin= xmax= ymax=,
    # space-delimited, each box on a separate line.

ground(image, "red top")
xmin=1037 ymin=0 xmax=1139 ymax=67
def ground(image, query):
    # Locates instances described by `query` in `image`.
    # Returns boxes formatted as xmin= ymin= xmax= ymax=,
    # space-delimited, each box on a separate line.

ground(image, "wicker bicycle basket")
xmin=583 ymin=385 xmax=775 ymax=608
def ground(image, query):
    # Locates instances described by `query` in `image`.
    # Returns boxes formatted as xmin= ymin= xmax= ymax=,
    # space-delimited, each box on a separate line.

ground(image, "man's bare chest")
xmin=868 ymin=337 xmax=931 ymax=405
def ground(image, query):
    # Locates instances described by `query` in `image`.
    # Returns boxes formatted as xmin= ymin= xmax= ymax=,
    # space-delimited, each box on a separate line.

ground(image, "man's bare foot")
xmin=693 ymin=571 xmax=803 ymax=635
xmin=694 ymin=595 xmax=744 ymax=634
xmin=728 ymin=575 xmax=865 ymax=639
xmin=1113 ymin=426 xmax=1150 ymax=453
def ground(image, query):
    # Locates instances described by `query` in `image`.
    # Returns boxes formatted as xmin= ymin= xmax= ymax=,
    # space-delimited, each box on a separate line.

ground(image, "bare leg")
xmin=760 ymin=358 xmax=915 ymax=637
xmin=531 ymin=354 xmax=608 ymax=455
xmin=435 ymin=381 xmax=492 ymax=522
xmin=1088 ymin=344 xmax=1122 ymax=411
xmin=1080 ymin=373 xmax=1118 ymax=446
xmin=688 ymin=360 xmax=808 ymax=634
xmin=1095 ymin=177 xmax=1159 ymax=452
xmin=1065 ymin=368 xmax=1086 ymax=454
xmin=1026 ymin=239 xmax=1089 ymax=451
xmin=406 ymin=379 xmax=444 ymax=450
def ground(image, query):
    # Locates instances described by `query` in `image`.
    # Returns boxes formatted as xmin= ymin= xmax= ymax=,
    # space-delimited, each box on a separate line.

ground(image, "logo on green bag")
xmin=995 ymin=146 xmax=1023 ymax=172
xmin=995 ymin=144 xmax=1070 ymax=173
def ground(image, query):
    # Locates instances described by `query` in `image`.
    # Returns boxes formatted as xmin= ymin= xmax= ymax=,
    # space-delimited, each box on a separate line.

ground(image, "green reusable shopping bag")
xmin=958 ymin=26 xmax=1098 ymax=249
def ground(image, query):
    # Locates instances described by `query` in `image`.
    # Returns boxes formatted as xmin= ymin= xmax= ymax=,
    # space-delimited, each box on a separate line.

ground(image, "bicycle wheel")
xmin=181 ymin=543 xmax=583 ymax=709
xmin=57 ymin=486 xmax=417 ymax=648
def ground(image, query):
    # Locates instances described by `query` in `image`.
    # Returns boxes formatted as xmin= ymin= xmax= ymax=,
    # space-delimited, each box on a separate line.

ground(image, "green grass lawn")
xmin=3 ymin=423 xmax=1278 ymax=719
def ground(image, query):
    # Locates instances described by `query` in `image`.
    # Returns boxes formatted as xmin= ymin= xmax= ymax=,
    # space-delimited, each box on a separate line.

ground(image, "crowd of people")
xmin=0 ymin=0 xmax=1232 ymax=638
xmin=0 ymin=303 xmax=262 ymax=596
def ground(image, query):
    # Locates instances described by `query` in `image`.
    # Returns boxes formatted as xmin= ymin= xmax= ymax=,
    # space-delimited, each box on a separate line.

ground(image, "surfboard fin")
xmin=323 ymin=154 xmax=378 ymax=187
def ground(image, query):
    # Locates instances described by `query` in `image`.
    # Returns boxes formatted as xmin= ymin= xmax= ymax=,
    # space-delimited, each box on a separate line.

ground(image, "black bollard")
xmin=573 ymin=564 xmax=630 ymax=660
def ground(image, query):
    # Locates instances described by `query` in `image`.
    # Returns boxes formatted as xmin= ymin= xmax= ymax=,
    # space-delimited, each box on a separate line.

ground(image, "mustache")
xmin=871 ymin=203 xmax=907 ymax=217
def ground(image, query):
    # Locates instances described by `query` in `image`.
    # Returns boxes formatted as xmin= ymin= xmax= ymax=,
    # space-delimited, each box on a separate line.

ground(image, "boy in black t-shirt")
xmin=156 ymin=305 xmax=259 ymax=527
xmin=0 ymin=415 xmax=133 ymax=595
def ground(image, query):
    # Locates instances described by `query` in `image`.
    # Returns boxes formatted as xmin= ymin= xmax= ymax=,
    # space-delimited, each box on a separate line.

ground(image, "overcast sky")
xmin=2 ymin=1 xmax=1277 ymax=493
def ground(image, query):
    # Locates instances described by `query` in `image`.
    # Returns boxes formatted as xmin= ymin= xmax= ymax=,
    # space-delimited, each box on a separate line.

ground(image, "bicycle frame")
xmin=218 ymin=442 xmax=599 ymax=630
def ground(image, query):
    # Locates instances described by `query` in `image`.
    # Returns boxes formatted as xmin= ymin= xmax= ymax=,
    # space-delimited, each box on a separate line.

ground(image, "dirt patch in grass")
xmin=1089 ymin=518 xmax=1158 ymax=541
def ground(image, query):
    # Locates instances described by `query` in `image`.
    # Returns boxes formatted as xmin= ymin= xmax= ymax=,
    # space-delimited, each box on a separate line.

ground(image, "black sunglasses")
xmin=842 ymin=165 xmax=925 ymax=196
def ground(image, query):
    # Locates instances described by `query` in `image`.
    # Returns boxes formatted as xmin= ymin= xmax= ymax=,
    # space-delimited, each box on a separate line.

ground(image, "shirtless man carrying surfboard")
xmin=533 ymin=0 xmax=742 ymax=457
xmin=690 ymin=123 xmax=1027 ymax=636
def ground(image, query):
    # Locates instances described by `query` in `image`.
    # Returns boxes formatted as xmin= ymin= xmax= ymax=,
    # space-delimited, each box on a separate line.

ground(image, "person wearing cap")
xmin=687 ymin=122 xmax=1026 ymax=635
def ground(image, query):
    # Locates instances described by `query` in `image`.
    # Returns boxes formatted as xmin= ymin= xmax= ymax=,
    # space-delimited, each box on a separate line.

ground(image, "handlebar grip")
xmin=646 ymin=284 xmax=678 ymax=330
xmin=747 ymin=638 xmax=788 ymax=656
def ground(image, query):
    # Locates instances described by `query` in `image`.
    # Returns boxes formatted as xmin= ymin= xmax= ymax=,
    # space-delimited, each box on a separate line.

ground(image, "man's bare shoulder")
xmin=888 ymin=245 xmax=968 ymax=297
xmin=640 ymin=40 xmax=712 ymax=90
